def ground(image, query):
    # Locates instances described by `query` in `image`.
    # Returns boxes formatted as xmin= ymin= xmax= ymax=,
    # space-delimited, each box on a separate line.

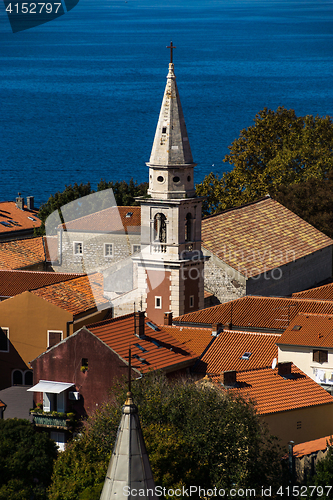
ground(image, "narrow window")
xmin=73 ymin=242 xmax=83 ymax=255
xmin=0 ymin=327 xmax=9 ymax=352
xmin=190 ymin=295 xmax=194 ymax=308
xmin=48 ymin=331 xmax=62 ymax=348
xmin=185 ymin=213 xmax=192 ymax=242
xmin=297 ymin=421 xmax=302 ymax=430
xmin=155 ymin=296 xmax=162 ymax=309
xmin=162 ymin=127 xmax=167 ymax=134
xmin=132 ymin=244 xmax=141 ymax=253
xmin=82 ymin=358 xmax=88 ymax=368
xmin=104 ymin=243 xmax=113 ymax=257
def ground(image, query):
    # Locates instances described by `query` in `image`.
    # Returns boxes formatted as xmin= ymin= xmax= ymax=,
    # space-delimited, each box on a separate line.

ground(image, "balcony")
xmin=30 ymin=410 xmax=76 ymax=430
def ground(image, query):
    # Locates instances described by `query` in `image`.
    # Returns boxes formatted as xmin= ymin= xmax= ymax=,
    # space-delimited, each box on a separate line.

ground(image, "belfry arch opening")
xmin=154 ymin=213 xmax=167 ymax=252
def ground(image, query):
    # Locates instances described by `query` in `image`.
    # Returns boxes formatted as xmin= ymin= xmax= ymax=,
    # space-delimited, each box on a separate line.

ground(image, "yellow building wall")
xmin=262 ymin=404 xmax=333 ymax=447
xmin=0 ymin=291 xmax=73 ymax=366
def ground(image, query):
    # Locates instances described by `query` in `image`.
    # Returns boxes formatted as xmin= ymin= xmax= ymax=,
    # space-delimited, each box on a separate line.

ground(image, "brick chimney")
xmin=164 ymin=312 xmax=172 ymax=326
xmin=26 ymin=196 xmax=34 ymax=210
xmin=278 ymin=362 xmax=292 ymax=376
xmin=134 ymin=311 xmax=145 ymax=338
xmin=16 ymin=193 xmax=24 ymax=210
xmin=212 ymin=323 xmax=222 ymax=336
xmin=221 ymin=370 xmax=237 ymax=387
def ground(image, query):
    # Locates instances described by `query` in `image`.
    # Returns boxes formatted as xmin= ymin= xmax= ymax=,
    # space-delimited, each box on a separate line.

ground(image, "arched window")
xmin=185 ymin=213 xmax=192 ymax=242
xmin=24 ymin=371 xmax=33 ymax=386
xmin=154 ymin=213 xmax=167 ymax=252
xmin=12 ymin=370 xmax=23 ymax=385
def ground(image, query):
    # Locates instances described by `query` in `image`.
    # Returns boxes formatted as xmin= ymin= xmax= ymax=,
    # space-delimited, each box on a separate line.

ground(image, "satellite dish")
xmin=272 ymin=358 xmax=277 ymax=370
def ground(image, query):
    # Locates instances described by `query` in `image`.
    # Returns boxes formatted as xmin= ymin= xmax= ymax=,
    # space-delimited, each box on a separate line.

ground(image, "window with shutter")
xmin=313 ymin=350 xmax=328 ymax=363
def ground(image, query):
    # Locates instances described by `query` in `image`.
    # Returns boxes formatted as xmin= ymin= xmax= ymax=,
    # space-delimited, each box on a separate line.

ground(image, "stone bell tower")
xmin=134 ymin=43 xmax=205 ymax=324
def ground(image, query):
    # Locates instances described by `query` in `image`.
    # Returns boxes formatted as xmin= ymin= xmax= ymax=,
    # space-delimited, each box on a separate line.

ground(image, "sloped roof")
xmin=292 ymin=435 xmax=333 ymax=458
xmin=0 ymin=201 xmax=41 ymax=235
xmin=278 ymin=313 xmax=333 ymax=348
xmin=202 ymin=197 xmax=333 ymax=277
xmin=195 ymin=329 xmax=280 ymax=374
xmin=0 ymin=269 xmax=83 ymax=297
xmin=88 ymin=313 xmax=197 ymax=373
xmin=0 ymin=237 xmax=46 ymax=270
xmin=215 ymin=364 xmax=333 ymax=415
xmin=61 ymin=206 xmax=141 ymax=234
xmin=161 ymin=325 xmax=214 ymax=356
xmin=174 ymin=295 xmax=333 ymax=331
xmin=31 ymin=273 xmax=109 ymax=315
xmin=293 ymin=282 xmax=333 ymax=301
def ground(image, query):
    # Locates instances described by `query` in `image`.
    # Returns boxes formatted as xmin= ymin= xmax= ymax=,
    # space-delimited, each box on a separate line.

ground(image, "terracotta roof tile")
xmin=61 ymin=206 xmax=141 ymax=234
xmin=31 ymin=273 xmax=108 ymax=315
xmin=161 ymin=325 xmax=213 ymax=356
xmin=0 ymin=269 xmax=84 ymax=297
xmin=293 ymin=282 xmax=333 ymax=301
xmin=278 ymin=313 xmax=333 ymax=348
xmin=195 ymin=329 xmax=280 ymax=374
xmin=0 ymin=201 xmax=41 ymax=234
xmin=202 ymin=197 xmax=332 ymax=277
xmin=175 ymin=295 xmax=333 ymax=331
xmin=292 ymin=435 xmax=333 ymax=458
xmin=0 ymin=237 xmax=46 ymax=270
xmin=88 ymin=313 xmax=197 ymax=373
xmin=0 ymin=399 xmax=6 ymax=409
xmin=213 ymin=364 xmax=333 ymax=415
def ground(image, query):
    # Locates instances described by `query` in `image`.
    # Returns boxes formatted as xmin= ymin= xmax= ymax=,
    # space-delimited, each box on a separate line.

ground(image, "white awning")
xmin=27 ymin=380 xmax=74 ymax=394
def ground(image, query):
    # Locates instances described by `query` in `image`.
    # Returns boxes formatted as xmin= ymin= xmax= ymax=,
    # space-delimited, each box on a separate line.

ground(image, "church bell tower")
xmin=135 ymin=43 xmax=205 ymax=323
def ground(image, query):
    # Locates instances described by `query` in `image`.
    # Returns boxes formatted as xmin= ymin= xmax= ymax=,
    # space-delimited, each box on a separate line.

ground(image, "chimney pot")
xmin=164 ymin=312 xmax=172 ymax=326
xmin=278 ymin=362 xmax=292 ymax=376
xmin=221 ymin=370 xmax=237 ymax=387
xmin=16 ymin=194 xmax=24 ymax=210
xmin=134 ymin=311 xmax=145 ymax=338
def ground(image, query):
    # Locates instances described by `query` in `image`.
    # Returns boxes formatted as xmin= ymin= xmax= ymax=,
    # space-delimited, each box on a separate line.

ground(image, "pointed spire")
xmin=147 ymin=60 xmax=195 ymax=168
xmin=100 ymin=392 xmax=157 ymax=500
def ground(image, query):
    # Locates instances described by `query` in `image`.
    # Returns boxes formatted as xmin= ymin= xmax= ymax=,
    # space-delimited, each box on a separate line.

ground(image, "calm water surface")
xmin=0 ymin=0 xmax=333 ymax=206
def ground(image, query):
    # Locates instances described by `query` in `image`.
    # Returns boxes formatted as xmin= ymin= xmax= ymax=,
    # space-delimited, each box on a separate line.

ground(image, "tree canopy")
xmin=48 ymin=373 xmax=285 ymax=500
xmin=0 ymin=419 xmax=57 ymax=500
xmin=196 ymin=107 xmax=333 ymax=215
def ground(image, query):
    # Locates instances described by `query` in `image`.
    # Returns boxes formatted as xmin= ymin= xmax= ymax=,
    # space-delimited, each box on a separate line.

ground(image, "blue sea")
xmin=0 ymin=0 xmax=333 ymax=207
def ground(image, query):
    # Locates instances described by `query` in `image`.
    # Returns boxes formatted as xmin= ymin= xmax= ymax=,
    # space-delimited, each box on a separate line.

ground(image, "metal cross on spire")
xmin=167 ymin=41 xmax=176 ymax=64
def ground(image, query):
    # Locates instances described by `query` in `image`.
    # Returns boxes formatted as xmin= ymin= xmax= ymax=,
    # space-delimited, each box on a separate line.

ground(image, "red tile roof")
xmin=213 ymin=364 xmax=333 ymax=415
xmin=0 ymin=399 xmax=6 ymax=409
xmin=0 ymin=269 xmax=84 ymax=297
xmin=0 ymin=201 xmax=41 ymax=234
xmin=61 ymin=206 xmax=141 ymax=234
xmin=31 ymin=273 xmax=109 ymax=315
xmin=161 ymin=325 xmax=214 ymax=356
xmin=202 ymin=197 xmax=332 ymax=277
xmin=195 ymin=329 xmax=280 ymax=374
xmin=278 ymin=313 xmax=333 ymax=348
xmin=174 ymin=295 xmax=333 ymax=331
xmin=293 ymin=282 xmax=333 ymax=301
xmin=88 ymin=313 xmax=197 ymax=373
xmin=292 ymin=435 xmax=333 ymax=458
xmin=0 ymin=237 xmax=46 ymax=270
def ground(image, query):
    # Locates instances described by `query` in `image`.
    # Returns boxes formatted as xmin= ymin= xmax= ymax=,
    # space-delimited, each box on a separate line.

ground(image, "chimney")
xmin=26 ymin=196 xmax=34 ymax=210
xmin=164 ymin=312 xmax=172 ymax=326
xmin=278 ymin=362 xmax=292 ymax=377
xmin=221 ymin=370 xmax=237 ymax=387
xmin=16 ymin=193 xmax=24 ymax=210
xmin=212 ymin=323 xmax=222 ymax=336
xmin=134 ymin=311 xmax=145 ymax=338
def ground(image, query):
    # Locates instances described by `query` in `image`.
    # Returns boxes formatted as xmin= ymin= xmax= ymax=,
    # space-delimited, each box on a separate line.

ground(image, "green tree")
xmin=0 ymin=418 xmax=57 ymax=500
xmin=97 ymin=178 xmax=148 ymax=206
xmin=49 ymin=373 xmax=285 ymax=500
xmin=306 ymin=440 xmax=333 ymax=499
xmin=196 ymin=107 xmax=333 ymax=215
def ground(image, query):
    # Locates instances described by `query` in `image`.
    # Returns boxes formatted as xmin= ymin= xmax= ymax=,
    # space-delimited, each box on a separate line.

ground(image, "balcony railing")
xmin=30 ymin=411 xmax=76 ymax=429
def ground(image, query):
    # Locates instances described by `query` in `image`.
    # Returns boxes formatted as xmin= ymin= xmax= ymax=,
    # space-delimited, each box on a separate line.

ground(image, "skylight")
xmin=0 ymin=221 xmax=11 ymax=227
xmin=134 ymin=343 xmax=148 ymax=353
xmin=147 ymin=321 xmax=160 ymax=332
xmin=132 ymin=354 xmax=149 ymax=365
xmin=27 ymin=216 xmax=36 ymax=221
xmin=125 ymin=212 xmax=133 ymax=218
xmin=151 ymin=339 xmax=161 ymax=348
xmin=241 ymin=352 xmax=252 ymax=360
xmin=292 ymin=325 xmax=302 ymax=331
